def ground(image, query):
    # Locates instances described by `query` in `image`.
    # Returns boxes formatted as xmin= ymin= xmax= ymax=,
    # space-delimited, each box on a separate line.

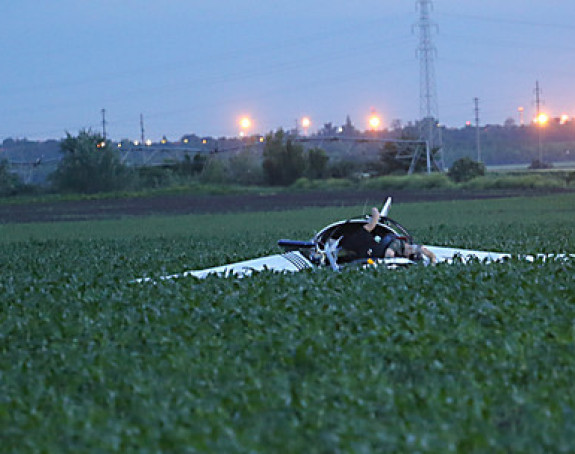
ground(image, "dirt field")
xmin=0 ymin=188 xmax=571 ymax=224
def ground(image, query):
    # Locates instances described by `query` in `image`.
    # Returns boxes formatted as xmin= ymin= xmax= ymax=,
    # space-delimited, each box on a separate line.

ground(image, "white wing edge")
xmin=133 ymin=251 xmax=313 ymax=283
xmin=425 ymin=245 xmax=574 ymax=264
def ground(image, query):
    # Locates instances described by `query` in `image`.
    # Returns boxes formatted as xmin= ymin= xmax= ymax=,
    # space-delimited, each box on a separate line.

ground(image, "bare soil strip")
xmin=0 ymin=188 xmax=571 ymax=224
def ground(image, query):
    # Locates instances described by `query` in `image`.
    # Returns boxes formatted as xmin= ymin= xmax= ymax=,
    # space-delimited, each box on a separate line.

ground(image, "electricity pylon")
xmin=415 ymin=0 xmax=443 ymax=170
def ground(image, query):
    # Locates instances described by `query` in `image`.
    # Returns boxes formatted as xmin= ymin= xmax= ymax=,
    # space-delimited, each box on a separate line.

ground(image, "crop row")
xmin=1 ymin=194 xmax=574 ymax=452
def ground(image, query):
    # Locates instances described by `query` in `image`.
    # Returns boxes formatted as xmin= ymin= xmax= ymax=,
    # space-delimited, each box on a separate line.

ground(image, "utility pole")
xmin=101 ymin=108 xmax=107 ymax=140
xmin=474 ymin=97 xmax=481 ymax=162
xmin=415 ymin=0 xmax=443 ymax=172
xmin=140 ymin=113 xmax=145 ymax=145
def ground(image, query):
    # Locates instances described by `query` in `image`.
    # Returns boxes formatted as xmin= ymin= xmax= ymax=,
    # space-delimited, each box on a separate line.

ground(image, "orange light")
xmin=535 ymin=113 xmax=549 ymax=125
xmin=240 ymin=117 xmax=251 ymax=130
xmin=369 ymin=115 xmax=381 ymax=130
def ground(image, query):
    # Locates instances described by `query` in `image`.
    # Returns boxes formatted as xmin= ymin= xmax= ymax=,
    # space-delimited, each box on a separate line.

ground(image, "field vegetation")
xmin=1 ymin=194 xmax=574 ymax=452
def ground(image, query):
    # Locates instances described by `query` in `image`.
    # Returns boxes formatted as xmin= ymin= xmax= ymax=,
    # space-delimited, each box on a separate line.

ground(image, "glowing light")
xmin=518 ymin=106 xmax=525 ymax=125
xmin=369 ymin=114 xmax=381 ymax=130
xmin=146 ymin=139 xmax=152 ymax=146
xmin=117 ymin=143 xmax=122 ymax=148
xmin=560 ymin=114 xmax=570 ymax=125
xmin=259 ymin=136 xmax=264 ymax=143
xmin=535 ymin=113 xmax=549 ymax=125
xmin=202 ymin=139 xmax=207 ymax=144
xmin=301 ymin=117 xmax=311 ymax=129
xmin=183 ymin=138 xmax=189 ymax=143
xmin=240 ymin=117 xmax=251 ymax=130
xmin=133 ymin=140 xmax=140 ymax=146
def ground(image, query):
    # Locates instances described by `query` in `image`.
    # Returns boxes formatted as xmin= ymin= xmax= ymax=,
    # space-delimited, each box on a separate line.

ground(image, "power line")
xmin=435 ymin=11 xmax=575 ymax=31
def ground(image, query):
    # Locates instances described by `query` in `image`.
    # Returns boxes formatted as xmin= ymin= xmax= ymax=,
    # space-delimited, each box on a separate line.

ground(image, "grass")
xmin=1 ymin=193 xmax=574 ymax=452
xmin=2 ymin=171 xmax=573 ymax=207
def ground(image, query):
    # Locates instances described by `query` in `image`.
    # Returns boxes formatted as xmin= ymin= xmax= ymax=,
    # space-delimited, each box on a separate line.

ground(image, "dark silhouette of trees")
xmin=50 ymin=130 xmax=134 ymax=193
xmin=447 ymin=157 xmax=485 ymax=182
xmin=262 ymin=130 xmax=306 ymax=185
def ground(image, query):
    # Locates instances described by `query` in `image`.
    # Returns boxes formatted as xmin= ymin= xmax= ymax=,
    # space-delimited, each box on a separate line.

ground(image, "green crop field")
xmin=1 ymin=194 xmax=574 ymax=452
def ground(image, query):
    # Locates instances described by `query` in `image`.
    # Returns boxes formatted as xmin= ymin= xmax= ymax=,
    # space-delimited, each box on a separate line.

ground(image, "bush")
xmin=199 ymin=158 xmax=228 ymax=185
xmin=292 ymin=177 xmax=354 ymax=191
xmin=0 ymin=160 xmax=27 ymax=196
xmin=361 ymin=173 xmax=453 ymax=191
xmin=305 ymin=148 xmax=329 ymax=179
xmin=447 ymin=157 xmax=486 ymax=183
xmin=136 ymin=166 xmax=178 ymax=189
xmin=528 ymin=159 xmax=553 ymax=170
xmin=174 ymin=153 xmax=207 ymax=176
xmin=50 ymin=130 xmax=135 ymax=193
xmin=228 ymin=149 xmax=264 ymax=185
xmin=461 ymin=174 xmax=564 ymax=190
xmin=328 ymin=160 xmax=360 ymax=179
xmin=262 ymin=130 xmax=306 ymax=186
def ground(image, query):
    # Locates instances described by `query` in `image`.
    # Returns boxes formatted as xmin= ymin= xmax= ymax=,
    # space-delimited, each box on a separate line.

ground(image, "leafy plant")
xmin=1 ymin=194 xmax=574 ymax=452
xmin=448 ymin=157 xmax=486 ymax=183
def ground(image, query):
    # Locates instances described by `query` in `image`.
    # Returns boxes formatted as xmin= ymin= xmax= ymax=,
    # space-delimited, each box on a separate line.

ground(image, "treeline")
xmin=1 ymin=130 xmax=339 ymax=195
xmin=2 ymin=128 xmax=574 ymax=197
xmin=440 ymin=122 xmax=575 ymax=165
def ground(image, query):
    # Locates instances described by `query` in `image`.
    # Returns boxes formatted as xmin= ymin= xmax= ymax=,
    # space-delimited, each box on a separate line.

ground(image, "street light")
xmin=536 ymin=113 xmax=549 ymax=125
xmin=368 ymin=113 xmax=381 ymax=130
xmin=301 ymin=117 xmax=311 ymax=136
xmin=239 ymin=116 xmax=252 ymax=137
xmin=518 ymin=106 xmax=524 ymax=126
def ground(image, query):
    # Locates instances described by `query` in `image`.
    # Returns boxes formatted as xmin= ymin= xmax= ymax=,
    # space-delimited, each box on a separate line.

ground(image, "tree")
xmin=0 ymin=160 xmax=25 ymax=196
xmin=305 ymin=147 xmax=329 ymax=179
xmin=228 ymin=149 xmax=263 ymax=185
xmin=50 ymin=130 xmax=134 ymax=193
xmin=447 ymin=157 xmax=485 ymax=182
xmin=175 ymin=153 xmax=207 ymax=176
xmin=262 ymin=130 xmax=306 ymax=185
xmin=528 ymin=159 xmax=553 ymax=170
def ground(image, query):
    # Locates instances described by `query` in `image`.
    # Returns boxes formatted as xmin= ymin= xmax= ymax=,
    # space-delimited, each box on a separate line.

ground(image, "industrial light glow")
xmin=240 ymin=117 xmax=251 ymax=129
xmin=535 ymin=113 xmax=549 ymax=125
xmin=369 ymin=114 xmax=381 ymax=130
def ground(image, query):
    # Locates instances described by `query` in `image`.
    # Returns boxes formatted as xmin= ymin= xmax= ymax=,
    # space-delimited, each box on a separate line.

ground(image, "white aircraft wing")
xmin=425 ymin=245 xmax=574 ymax=264
xmin=134 ymin=251 xmax=312 ymax=282
xmin=424 ymin=245 xmax=510 ymax=264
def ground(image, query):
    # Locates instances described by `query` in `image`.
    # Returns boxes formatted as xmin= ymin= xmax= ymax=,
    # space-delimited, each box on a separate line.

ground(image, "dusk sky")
xmin=1 ymin=1 xmax=574 ymax=142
